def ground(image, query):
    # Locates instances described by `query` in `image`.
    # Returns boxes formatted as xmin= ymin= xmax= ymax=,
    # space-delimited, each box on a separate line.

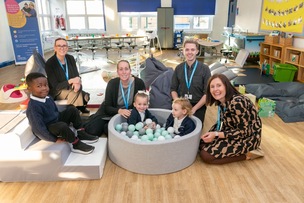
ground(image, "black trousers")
xmin=47 ymin=105 xmax=82 ymax=143
xmin=191 ymin=103 xmax=207 ymax=128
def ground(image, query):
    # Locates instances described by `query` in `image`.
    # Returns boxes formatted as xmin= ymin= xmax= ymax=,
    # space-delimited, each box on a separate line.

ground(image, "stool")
xmin=220 ymin=48 xmax=233 ymax=63
xmin=88 ymin=45 xmax=98 ymax=60
xmin=115 ymin=41 xmax=124 ymax=58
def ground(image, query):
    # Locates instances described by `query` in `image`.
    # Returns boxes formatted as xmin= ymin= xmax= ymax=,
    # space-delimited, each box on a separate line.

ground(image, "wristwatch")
xmin=215 ymin=131 xmax=219 ymax=138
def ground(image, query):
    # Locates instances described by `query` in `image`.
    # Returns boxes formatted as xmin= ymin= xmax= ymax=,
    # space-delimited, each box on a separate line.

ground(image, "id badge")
xmin=184 ymin=94 xmax=192 ymax=100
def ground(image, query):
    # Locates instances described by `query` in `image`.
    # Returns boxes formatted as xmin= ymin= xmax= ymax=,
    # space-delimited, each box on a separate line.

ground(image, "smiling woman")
xmin=45 ymin=37 xmax=91 ymax=114
xmin=199 ymin=73 xmax=263 ymax=164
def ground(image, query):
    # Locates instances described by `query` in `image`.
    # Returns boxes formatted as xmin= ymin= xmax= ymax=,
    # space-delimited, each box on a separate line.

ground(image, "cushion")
xmin=24 ymin=49 xmax=46 ymax=77
xmin=209 ymin=62 xmax=224 ymax=72
xmin=245 ymin=82 xmax=304 ymax=123
xmin=211 ymin=66 xmax=228 ymax=75
xmin=222 ymin=69 xmax=238 ymax=80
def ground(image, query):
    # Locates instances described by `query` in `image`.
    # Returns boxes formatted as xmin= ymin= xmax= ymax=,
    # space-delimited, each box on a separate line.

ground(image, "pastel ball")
xmin=174 ymin=135 xmax=181 ymax=139
xmin=167 ymin=127 xmax=175 ymax=134
xmin=133 ymin=131 xmax=139 ymax=136
xmin=139 ymin=128 xmax=146 ymax=135
xmin=155 ymin=129 xmax=162 ymax=134
xmin=120 ymin=131 xmax=126 ymax=136
xmin=161 ymin=130 xmax=168 ymax=136
xmin=146 ymin=128 xmax=153 ymax=135
xmin=126 ymin=131 xmax=133 ymax=138
xmin=145 ymin=118 xmax=152 ymax=125
xmin=141 ymin=135 xmax=149 ymax=141
xmin=128 ymin=124 xmax=136 ymax=132
xmin=165 ymin=134 xmax=172 ymax=140
xmin=131 ymin=135 xmax=138 ymax=140
xmin=154 ymin=132 xmax=160 ymax=138
xmin=121 ymin=122 xmax=128 ymax=127
xmin=122 ymin=125 xmax=128 ymax=132
xmin=158 ymin=136 xmax=165 ymax=141
xmin=156 ymin=124 xmax=161 ymax=129
xmin=115 ymin=124 xmax=122 ymax=131
xmin=147 ymin=134 xmax=154 ymax=141
xmin=135 ymin=122 xmax=144 ymax=130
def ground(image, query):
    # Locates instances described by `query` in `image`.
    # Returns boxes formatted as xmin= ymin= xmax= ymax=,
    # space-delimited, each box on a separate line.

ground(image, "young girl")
xmin=127 ymin=91 xmax=158 ymax=129
xmin=165 ymin=98 xmax=196 ymax=136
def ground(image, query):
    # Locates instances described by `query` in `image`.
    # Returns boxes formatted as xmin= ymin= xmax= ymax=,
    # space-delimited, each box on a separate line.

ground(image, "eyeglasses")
xmin=56 ymin=45 xmax=68 ymax=48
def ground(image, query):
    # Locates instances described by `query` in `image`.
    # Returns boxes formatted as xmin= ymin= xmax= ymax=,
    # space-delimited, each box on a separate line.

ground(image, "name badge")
xmin=184 ymin=94 xmax=192 ymax=100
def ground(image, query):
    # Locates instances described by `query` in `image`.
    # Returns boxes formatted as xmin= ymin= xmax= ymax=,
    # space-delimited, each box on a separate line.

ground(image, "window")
xmin=66 ymin=0 xmax=105 ymax=31
xmin=120 ymin=12 xmax=157 ymax=31
xmin=36 ymin=0 xmax=51 ymax=31
xmin=174 ymin=15 xmax=213 ymax=32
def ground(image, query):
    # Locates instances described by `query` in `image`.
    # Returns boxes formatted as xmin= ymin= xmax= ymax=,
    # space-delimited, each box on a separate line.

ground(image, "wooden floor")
xmin=0 ymin=50 xmax=304 ymax=203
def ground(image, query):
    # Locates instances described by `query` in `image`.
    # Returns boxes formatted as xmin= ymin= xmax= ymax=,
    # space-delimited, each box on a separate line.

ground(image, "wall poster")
xmin=260 ymin=0 xmax=304 ymax=33
xmin=4 ymin=0 xmax=43 ymax=65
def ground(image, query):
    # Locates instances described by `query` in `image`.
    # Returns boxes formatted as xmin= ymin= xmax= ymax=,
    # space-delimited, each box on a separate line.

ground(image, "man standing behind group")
xmin=171 ymin=39 xmax=211 ymax=126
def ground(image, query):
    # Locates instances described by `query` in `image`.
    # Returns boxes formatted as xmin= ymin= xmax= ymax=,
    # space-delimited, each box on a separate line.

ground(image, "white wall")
xmin=235 ymin=0 xmax=263 ymax=33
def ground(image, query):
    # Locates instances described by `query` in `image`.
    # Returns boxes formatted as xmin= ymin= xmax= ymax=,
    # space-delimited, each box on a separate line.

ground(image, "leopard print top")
xmin=202 ymin=95 xmax=262 ymax=158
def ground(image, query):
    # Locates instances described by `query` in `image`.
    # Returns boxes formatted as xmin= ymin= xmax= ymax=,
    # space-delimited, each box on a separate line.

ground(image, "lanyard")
xmin=120 ymin=80 xmax=132 ymax=109
xmin=56 ymin=57 xmax=69 ymax=80
xmin=184 ymin=60 xmax=198 ymax=93
xmin=216 ymin=106 xmax=226 ymax=131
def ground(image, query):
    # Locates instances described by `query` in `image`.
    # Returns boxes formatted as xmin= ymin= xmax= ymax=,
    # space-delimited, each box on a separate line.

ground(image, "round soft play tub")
xmin=108 ymin=108 xmax=202 ymax=175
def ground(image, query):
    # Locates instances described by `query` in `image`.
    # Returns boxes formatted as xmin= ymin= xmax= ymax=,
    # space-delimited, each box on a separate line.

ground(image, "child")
xmin=165 ymin=98 xmax=196 ymax=136
xmin=127 ymin=91 xmax=158 ymax=129
xmin=25 ymin=72 xmax=98 ymax=154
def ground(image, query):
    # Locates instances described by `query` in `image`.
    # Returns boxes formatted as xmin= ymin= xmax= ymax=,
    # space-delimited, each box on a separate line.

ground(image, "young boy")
xmin=25 ymin=72 xmax=98 ymax=154
xmin=165 ymin=98 xmax=196 ymax=136
xmin=127 ymin=91 xmax=158 ymax=129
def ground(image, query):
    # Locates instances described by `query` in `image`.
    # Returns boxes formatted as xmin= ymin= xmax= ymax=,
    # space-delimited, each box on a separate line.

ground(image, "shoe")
xmin=71 ymin=140 xmax=95 ymax=155
xmin=247 ymin=147 xmax=264 ymax=160
xmin=77 ymin=129 xmax=99 ymax=144
xmin=78 ymin=106 xmax=90 ymax=114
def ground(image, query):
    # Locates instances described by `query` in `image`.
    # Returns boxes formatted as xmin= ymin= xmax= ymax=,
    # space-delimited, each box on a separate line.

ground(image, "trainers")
xmin=77 ymin=129 xmax=99 ymax=144
xmin=71 ymin=140 xmax=95 ymax=155
xmin=247 ymin=147 xmax=264 ymax=160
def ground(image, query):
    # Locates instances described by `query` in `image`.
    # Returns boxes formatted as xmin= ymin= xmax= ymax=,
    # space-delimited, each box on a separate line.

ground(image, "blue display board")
xmin=4 ymin=0 xmax=43 ymax=65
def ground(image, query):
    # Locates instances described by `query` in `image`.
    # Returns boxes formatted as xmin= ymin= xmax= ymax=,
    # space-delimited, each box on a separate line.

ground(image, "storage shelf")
xmin=260 ymin=42 xmax=304 ymax=82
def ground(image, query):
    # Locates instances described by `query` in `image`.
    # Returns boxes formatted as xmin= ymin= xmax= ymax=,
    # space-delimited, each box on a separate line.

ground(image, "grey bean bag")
xmin=245 ymin=82 xmax=304 ymax=123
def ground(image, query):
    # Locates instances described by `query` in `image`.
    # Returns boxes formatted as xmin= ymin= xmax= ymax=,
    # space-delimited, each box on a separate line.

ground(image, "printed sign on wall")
xmin=5 ymin=0 xmax=43 ymax=65
xmin=260 ymin=0 xmax=304 ymax=33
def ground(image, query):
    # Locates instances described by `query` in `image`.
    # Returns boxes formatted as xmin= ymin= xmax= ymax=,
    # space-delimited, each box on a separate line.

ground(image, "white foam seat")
xmin=0 ymin=112 xmax=107 ymax=182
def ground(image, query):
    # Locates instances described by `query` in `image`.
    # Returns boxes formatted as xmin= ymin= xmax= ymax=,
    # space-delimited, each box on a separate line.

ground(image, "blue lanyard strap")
xmin=56 ymin=57 xmax=69 ymax=80
xmin=216 ymin=106 xmax=226 ymax=131
xmin=120 ymin=80 xmax=132 ymax=109
xmin=184 ymin=60 xmax=198 ymax=92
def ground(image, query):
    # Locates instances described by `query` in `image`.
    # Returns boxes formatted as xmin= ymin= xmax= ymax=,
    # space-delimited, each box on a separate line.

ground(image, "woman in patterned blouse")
xmin=200 ymin=74 xmax=263 ymax=164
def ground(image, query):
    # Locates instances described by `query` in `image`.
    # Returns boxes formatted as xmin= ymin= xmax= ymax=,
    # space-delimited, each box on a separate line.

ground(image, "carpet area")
xmin=230 ymin=67 xmax=275 ymax=86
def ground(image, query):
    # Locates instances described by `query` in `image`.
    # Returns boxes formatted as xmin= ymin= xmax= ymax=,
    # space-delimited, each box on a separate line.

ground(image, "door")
xmin=157 ymin=8 xmax=174 ymax=49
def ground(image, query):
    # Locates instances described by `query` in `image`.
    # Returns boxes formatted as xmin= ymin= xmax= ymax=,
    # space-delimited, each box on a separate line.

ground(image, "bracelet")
xmin=215 ymin=131 xmax=219 ymax=138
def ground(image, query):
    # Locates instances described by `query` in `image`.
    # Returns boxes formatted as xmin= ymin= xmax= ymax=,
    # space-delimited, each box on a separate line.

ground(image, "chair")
xmin=225 ymin=49 xmax=250 ymax=68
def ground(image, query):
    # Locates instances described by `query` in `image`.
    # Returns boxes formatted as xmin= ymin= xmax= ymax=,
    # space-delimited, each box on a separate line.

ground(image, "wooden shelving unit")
xmin=284 ymin=47 xmax=304 ymax=83
xmin=260 ymin=42 xmax=285 ymax=75
xmin=260 ymin=42 xmax=304 ymax=82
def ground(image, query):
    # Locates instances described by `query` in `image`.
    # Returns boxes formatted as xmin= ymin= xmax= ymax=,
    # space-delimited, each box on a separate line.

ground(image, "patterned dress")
xmin=201 ymin=95 xmax=262 ymax=158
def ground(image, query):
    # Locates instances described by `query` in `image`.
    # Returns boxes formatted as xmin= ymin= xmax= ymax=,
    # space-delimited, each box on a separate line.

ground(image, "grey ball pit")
xmin=108 ymin=108 xmax=202 ymax=175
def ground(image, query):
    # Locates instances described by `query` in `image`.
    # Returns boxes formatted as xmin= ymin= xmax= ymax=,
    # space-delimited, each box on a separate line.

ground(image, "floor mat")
xmin=0 ymin=111 xmax=26 ymax=134
xmin=230 ymin=68 xmax=275 ymax=86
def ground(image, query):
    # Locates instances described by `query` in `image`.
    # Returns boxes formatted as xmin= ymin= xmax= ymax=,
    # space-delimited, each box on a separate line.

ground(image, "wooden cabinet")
xmin=260 ymin=42 xmax=285 ymax=75
xmin=284 ymin=47 xmax=304 ymax=82
xmin=260 ymin=42 xmax=304 ymax=82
